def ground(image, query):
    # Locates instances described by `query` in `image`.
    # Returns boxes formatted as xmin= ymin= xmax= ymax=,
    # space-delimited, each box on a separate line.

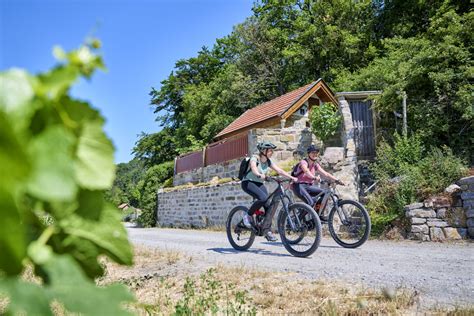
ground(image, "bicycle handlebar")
xmin=265 ymin=176 xmax=292 ymax=183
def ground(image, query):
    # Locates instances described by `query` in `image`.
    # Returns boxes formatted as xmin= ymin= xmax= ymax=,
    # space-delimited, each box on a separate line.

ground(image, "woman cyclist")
xmin=241 ymin=141 xmax=297 ymax=241
xmin=292 ymin=145 xmax=344 ymax=219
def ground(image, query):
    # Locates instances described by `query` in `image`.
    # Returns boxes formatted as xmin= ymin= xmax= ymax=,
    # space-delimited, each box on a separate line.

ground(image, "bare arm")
xmin=271 ymin=164 xmax=298 ymax=182
xmin=249 ymin=159 xmax=264 ymax=179
xmin=317 ymin=165 xmax=340 ymax=183
xmin=300 ymin=162 xmax=317 ymax=180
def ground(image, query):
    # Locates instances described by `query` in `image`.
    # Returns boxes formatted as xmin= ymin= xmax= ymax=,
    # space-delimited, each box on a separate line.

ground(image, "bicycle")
xmin=226 ymin=176 xmax=322 ymax=257
xmin=294 ymin=180 xmax=371 ymax=248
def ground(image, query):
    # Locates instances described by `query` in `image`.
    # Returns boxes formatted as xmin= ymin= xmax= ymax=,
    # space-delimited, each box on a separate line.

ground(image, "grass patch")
xmin=98 ymin=246 xmax=472 ymax=315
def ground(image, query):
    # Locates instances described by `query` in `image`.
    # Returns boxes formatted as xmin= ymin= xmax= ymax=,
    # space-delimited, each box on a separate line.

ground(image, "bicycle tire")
xmin=278 ymin=202 xmax=321 ymax=257
xmin=328 ymin=199 xmax=371 ymax=248
xmin=226 ymin=206 xmax=255 ymax=251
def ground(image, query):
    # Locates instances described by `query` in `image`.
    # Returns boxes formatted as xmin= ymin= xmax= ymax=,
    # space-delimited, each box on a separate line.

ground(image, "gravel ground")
xmin=126 ymin=226 xmax=474 ymax=309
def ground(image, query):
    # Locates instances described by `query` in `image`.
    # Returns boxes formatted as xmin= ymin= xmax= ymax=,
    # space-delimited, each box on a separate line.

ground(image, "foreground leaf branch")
xmin=0 ymin=39 xmax=134 ymax=315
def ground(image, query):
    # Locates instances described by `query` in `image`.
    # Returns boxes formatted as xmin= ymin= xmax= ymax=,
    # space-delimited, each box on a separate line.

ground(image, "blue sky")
xmin=1 ymin=0 xmax=254 ymax=163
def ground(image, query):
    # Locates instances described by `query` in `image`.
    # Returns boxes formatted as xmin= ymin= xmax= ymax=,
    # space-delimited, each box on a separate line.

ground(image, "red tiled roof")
xmin=215 ymin=80 xmax=320 ymax=139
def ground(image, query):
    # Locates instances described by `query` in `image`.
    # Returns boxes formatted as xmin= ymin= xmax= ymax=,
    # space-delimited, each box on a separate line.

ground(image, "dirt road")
xmin=127 ymin=226 xmax=474 ymax=308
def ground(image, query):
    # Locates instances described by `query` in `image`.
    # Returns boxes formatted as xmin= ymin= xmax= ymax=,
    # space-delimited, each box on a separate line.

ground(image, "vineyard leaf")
xmin=74 ymin=121 xmax=115 ymax=189
xmin=37 ymin=66 xmax=79 ymax=100
xmin=0 ymin=112 xmax=28 ymax=275
xmin=0 ymin=191 xmax=26 ymax=276
xmin=0 ymin=69 xmax=35 ymax=113
xmin=1 ymin=249 xmax=134 ymax=316
xmin=42 ymin=253 xmax=134 ymax=315
xmin=61 ymin=96 xmax=104 ymax=126
xmin=27 ymin=125 xmax=77 ymax=201
xmin=0 ymin=112 xmax=30 ymax=187
xmin=59 ymin=203 xmax=133 ymax=266
xmin=0 ymin=69 xmax=39 ymax=133
xmin=59 ymin=237 xmax=105 ymax=279
xmin=0 ymin=278 xmax=52 ymax=316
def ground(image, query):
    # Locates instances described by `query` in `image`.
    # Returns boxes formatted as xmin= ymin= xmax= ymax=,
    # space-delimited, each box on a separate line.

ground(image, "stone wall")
xmin=249 ymin=126 xmax=313 ymax=161
xmin=459 ymin=176 xmax=474 ymax=237
xmin=157 ymin=181 xmax=252 ymax=227
xmin=173 ymin=158 xmax=241 ymax=186
xmin=405 ymin=176 xmax=474 ymax=241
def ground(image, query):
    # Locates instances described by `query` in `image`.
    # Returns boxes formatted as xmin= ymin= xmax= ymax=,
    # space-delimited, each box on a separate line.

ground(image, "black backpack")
xmin=237 ymin=156 xmax=270 ymax=180
xmin=290 ymin=158 xmax=308 ymax=177
xmin=237 ymin=157 xmax=251 ymax=180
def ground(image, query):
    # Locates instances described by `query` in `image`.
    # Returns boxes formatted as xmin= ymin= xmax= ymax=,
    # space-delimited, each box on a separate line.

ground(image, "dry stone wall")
xmin=405 ymin=176 xmax=474 ymax=241
xmin=173 ymin=158 xmax=241 ymax=186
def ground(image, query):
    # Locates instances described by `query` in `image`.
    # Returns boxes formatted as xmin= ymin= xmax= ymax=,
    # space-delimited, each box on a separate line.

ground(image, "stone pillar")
xmin=280 ymin=118 xmax=286 ymax=129
xmin=458 ymin=176 xmax=474 ymax=238
xmin=338 ymin=96 xmax=356 ymax=162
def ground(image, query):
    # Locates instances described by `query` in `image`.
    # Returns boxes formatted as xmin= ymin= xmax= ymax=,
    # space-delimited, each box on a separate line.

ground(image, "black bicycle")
xmin=226 ymin=177 xmax=322 ymax=257
xmin=295 ymin=181 xmax=371 ymax=248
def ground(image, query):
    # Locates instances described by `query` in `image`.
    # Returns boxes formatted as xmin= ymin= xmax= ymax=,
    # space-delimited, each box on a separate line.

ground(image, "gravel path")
xmin=127 ymin=226 xmax=474 ymax=308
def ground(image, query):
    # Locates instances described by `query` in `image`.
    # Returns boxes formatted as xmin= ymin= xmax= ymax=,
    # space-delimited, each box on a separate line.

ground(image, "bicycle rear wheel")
xmin=328 ymin=200 xmax=371 ymax=248
xmin=226 ymin=206 xmax=255 ymax=251
xmin=278 ymin=202 xmax=321 ymax=257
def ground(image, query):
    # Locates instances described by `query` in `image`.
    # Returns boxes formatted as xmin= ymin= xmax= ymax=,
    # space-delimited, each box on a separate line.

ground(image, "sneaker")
xmin=264 ymin=231 xmax=278 ymax=242
xmin=242 ymin=214 xmax=253 ymax=228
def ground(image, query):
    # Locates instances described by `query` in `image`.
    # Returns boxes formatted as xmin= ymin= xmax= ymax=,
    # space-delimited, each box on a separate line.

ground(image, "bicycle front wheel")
xmin=278 ymin=202 xmax=321 ymax=257
xmin=226 ymin=206 xmax=255 ymax=251
xmin=328 ymin=200 xmax=371 ymax=248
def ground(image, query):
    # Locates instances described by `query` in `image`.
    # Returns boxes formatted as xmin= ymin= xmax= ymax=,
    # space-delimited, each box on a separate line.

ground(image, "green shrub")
xmin=138 ymin=161 xmax=174 ymax=227
xmin=163 ymin=177 xmax=173 ymax=188
xmin=367 ymin=134 xmax=468 ymax=236
xmin=371 ymin=133 xmax=424 ymax=181
xmin=310 ymin=103 xmax=342 ymax=147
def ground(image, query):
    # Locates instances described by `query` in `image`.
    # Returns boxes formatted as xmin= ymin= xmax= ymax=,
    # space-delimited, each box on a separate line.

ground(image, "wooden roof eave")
xmin=281 ymin=80 xmax=337 ymax=120
xmin=213 ymin=116 xmax=281 ymax=141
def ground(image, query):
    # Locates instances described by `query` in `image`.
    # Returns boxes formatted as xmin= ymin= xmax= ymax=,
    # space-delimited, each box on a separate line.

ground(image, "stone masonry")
xmin=405 ymin=175 xmax=474 ymax=241
xmin=459 ymin=176 xmax=474 ymax=237
xmin=157 ymin=181 xmax=253 ymax=228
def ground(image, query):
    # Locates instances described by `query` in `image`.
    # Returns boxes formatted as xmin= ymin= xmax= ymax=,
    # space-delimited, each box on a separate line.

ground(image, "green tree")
xmin=104 ymin=158 xmax=145 ymax=207
xmin=340 ymin=8 xmax=473 ymax=160
xmin=138 ymin=161 xmax=174 ymax=227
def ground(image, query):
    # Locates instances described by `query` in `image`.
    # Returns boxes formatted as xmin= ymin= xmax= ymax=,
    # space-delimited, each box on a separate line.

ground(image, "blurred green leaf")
xmin=0 ymin=69 xmax=35 ymax=112
xmin=0 ymin=190 xmax=26 ymax=276
xmin=0 ymin=277 xmax=52 ymax=315
xmin=74 ymin=121 xmax=115 ymax=190
xmin=1 ymin=249 xmax=134 ymax=315
xmin=38 ymin=66 xmax=79 ymax=100
xmin=59 ymin=203 xmax=132 ymax=266
xmin=27 ymin=125 xmax=77 ymax=201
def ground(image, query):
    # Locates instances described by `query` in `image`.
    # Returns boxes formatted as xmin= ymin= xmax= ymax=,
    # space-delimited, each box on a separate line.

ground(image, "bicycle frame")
xmin=297 ymin=181 xmax=350 ymax=224
xmin=262 ymin=177 xmax=303 ymax=232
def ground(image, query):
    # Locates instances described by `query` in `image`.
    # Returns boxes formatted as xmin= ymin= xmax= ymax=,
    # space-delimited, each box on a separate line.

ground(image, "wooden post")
xmin=402 ymin=91 xmax=407 ymax=136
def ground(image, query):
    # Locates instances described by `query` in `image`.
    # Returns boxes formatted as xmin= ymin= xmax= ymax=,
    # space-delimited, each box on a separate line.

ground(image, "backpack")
xmin=290 ymin=158 xmax=308 ymax=177
xmin=237 ymin=157 xmax=251 ymax=180
xmin=237 ymin=156 xmax=270 ymax=180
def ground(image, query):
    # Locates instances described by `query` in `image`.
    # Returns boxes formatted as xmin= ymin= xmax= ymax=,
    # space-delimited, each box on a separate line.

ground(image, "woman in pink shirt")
xmin=293 ymin=145 xmax=344 ymax=213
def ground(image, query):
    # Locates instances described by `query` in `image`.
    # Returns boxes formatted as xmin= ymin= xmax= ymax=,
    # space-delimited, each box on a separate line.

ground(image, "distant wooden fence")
xmin=175 ymin=132 xmax=249 ymax=174
xmin=174 ymin=150 xmax=204 ymax=174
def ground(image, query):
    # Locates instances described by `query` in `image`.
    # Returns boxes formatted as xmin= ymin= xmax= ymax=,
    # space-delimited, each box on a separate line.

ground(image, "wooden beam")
xmin=214 ymin=117 xmax=281 ymax=141
xmin=282 ymin=81 xmax=322 ymax=120
xmin=282 ymin=80 xmax=337 ymax=120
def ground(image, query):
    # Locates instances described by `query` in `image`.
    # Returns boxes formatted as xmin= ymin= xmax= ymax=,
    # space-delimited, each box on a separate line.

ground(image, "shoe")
xmin=242 ymin=214 xmax=253 ymax=228
xmin=264 ymin=231 xmax=278 ymax=242
xmin=319 ymin=215 xmax=328 ymax=222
